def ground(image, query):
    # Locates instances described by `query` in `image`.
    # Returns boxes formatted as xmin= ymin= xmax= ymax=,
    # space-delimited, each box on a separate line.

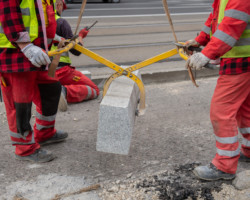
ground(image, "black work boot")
xmin=15 ymin=149 xmax=55 ymax=163
xmin=39 ymin=130 xmax=68 ymax=146
xmin=193 ymin=163 xmax=235 ymax=181
xmin=239 ymin=152 xmax=250 ymax=162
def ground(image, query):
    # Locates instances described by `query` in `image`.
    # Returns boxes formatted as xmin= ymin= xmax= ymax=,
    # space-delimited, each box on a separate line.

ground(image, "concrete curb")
xmin=92 ymin=67 xmax=219 ymax=88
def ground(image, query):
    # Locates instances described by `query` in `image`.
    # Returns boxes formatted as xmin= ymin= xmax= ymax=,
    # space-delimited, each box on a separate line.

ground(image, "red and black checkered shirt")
xmin=0 ymin=0 xmax=46 ymax=73
xmin=220 ymin=57 xmax=250 ymax=75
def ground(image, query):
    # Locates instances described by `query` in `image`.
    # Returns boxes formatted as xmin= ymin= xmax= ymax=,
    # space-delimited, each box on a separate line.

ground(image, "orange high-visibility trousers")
xmin=0 ymin=71 xmax=61 ymax=156
xmin=56 ymin=66 xmax=99 ymax=103
xmin=211 ymin=72 xmax=250 ymax=174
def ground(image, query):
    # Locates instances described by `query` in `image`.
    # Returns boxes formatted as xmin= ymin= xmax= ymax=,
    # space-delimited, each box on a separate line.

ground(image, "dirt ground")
xmin=0 ymin=77 xmax=249 ymax=199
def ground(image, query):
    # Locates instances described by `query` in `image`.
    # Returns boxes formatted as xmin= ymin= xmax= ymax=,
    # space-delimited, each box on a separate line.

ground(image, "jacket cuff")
xmin=15 ymin=32 xmax=31 ymax=43
xmin=195 ymin=31 xmax=210 ymax=46
xmin=201 ymin=47 xmax=217 ymax=60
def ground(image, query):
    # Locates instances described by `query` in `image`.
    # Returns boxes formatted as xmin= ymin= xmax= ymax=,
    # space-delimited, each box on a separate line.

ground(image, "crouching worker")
xmin=53 ymin=0 xmax=99 ymax=112
xmin=0 ymin=0 xmax=68 ymax=162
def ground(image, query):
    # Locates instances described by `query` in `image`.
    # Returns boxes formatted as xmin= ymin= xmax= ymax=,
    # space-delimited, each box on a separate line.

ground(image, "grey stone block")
xmin=96 ymin=69 xmax=141 ymax=155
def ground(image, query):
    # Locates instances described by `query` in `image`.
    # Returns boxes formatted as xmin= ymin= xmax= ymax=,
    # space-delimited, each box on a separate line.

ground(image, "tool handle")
xmin=74 ymin=0 xmax=88 ymax=35
xmin=204 ymin=63 xmax=218 ymax=70
xmin=188 ymin=46 xmax=202 ymax=52
xmin=85 ymin=20 xmax=98 ymax=31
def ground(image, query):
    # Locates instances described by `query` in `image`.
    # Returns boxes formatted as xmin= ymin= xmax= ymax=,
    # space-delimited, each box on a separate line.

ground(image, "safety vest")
xmin=51 ymin=14 xmax=71 ymax=64
xmin=214 ymin=0 xmax=250 ymax=58
xmin=0 ymin=0 xmax=39 ymax=48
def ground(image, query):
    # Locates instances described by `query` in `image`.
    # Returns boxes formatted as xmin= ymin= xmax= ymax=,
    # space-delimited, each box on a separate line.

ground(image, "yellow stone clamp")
xmin=48 ymin=39 xmax=194 ymax=115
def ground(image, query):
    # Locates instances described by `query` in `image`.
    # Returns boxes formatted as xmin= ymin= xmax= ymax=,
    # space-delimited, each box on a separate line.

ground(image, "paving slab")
xmin=96 ymin=70 xmax=141 ymax=155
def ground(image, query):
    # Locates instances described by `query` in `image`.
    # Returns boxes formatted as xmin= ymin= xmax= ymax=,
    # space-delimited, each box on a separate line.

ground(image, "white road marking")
xmin=64 ymin=12 xmax=210 ymax=19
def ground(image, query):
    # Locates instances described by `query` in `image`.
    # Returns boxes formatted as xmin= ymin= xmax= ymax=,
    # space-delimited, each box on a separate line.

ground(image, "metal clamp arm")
xmin=48 ymin=41 xmax=76 ymax=57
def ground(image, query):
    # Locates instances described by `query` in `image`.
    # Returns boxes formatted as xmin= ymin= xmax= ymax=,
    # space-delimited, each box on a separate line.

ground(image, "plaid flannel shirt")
xmin=0 ymin=0 xmax=46 ymax=73
xmin=220 ymin=57 xmax=250 ymax=75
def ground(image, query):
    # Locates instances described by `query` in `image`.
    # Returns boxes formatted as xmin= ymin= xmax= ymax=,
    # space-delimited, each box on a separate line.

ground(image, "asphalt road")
xmin=64 ymin=0 xmax=212 ymax=17
xmin=59 ymin=0 xmax=213 ymax=73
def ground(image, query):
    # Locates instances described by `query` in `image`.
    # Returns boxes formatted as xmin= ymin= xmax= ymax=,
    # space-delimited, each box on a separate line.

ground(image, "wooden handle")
xmin=187 ymin=67 xmax=199 ymax=87
xmin=74 ymin=0 xmax=88 ymax=35
xmin=162 ymin=0 xmax=178 ymax=43
xmin=48 ymin=41 xmax=64 ymax=78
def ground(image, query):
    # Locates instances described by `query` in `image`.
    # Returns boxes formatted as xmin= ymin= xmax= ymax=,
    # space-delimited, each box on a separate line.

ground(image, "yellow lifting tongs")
xmin=47 ymin=37 xmax=203 ymax=116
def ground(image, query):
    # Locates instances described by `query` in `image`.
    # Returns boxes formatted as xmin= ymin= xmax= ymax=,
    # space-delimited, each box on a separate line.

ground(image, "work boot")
xmin=58 ymin=86 xmax=67 ymax=112
xmin=239 ymin=152 xmax=250 ymax=162
xmin=39 ymin=130 xmax=68 ymax=146
xmin=193 ymin=163 xmax=235 ymax=181
xmin=15 ymin=149 xmax=55 ymax=163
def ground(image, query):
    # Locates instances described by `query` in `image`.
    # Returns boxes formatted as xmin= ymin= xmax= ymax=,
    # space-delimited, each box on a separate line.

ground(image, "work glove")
xmin=186 ymin=52 xmax=210 ymax=70
xmin=79 ymin=28 xmax=89 ymax=38
xmin=185 ymin=39 xmax=200 ymax=55
xmin=53 ymin=34 xmax=65 ymax=43
xmin=185 ymin=39 xmax=200 ymax=48
xmin=21 ymin=43 xmax=51 ymax=67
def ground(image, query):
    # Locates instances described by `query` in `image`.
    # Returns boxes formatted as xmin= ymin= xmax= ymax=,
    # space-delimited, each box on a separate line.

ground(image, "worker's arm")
xmin=0 ymin=0 xmax=31 ymax=46
xmin=194 ymin=12 xmax=213 ymax=46
xmin=185 ymin=2 xmax=215 ymax=51
xmin=56 ymin=18 xmax=82 ymax=56
xmin=191 ymin=1 xmax=217 ymax=47
xmin=202 ymin=0 xmax=250 ymax=60
xmin=0 ymin=0 xmax=50 ymax=67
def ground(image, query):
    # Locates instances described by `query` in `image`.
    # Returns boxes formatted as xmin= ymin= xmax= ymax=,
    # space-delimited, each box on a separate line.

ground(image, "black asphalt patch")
xmin=136 ymin=163 xmax=232 ymax=200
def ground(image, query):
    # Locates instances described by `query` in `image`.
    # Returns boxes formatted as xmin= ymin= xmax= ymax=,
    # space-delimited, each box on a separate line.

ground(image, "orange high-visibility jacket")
xmin=195 ymin=0 xmax=250 ymax=60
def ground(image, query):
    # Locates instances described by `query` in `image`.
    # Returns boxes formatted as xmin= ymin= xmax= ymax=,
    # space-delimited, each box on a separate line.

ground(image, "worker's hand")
xmin=186 ymin=52 xmax=210 ymax=70
xmin=185 ymin=39 xmax=200 ymax=48
xmin=21 ymin=43 xmax=51 ymax=67
xmin=53 ymin=34 xmax=65 ymax=42
xmin=79 ymin=28 xmax=89 ymax=39
xmin=185 ymin=39 xmax=200 ymax=55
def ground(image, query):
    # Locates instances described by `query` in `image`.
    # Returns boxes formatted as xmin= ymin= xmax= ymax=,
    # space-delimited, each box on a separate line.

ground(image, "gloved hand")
xmin=79 ymin=28 xmax=89 ymax=38
xmin=185 ymin=39 xmax=200 ymax=55
xmin=186 ymin=52 xmax=210 ymax=70
xmin=53 ymin=34 xmax=65 ymax=43
xmin=185 ymin=39 xmax=200 ymax=48
xmin=21 ymin=43 xmax=51 ymax=67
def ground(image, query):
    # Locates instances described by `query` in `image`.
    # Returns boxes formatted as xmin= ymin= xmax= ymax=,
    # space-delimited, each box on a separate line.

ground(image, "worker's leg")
xmin=237 ymin=92 xmax=250 ymax=157
xmin=0 ymin=72 xmax=40 ymax=156
xmin=211 ymin=72 xmax=250 ymax=174
xmin=56 ymin=66 xmax=99 ymax=103
xmin=32 ymin=71 xmax=62 ymax=143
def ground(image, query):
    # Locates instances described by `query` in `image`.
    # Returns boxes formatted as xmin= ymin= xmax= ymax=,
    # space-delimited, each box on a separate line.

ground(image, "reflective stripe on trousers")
xmin=211 ymin=72 xmax=250 ymax=174
xmin=240 ymin=127 xmax=250 ymax=147
xmin=9 ymin=130 xmax=35 ymax=145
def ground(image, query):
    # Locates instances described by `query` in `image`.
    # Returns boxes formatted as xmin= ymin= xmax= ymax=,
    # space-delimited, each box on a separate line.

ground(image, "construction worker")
xmin=53 ymin=0 xmax=99 ymax=112
xmin=0 ymin=0 xmax=68 ymax=163
xmin=185 ymin=0 xmax=250 ymax=181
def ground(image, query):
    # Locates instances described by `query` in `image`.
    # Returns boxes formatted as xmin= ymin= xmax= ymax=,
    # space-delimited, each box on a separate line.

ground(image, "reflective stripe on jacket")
xmin=195 ymin=0 xmax=250 ymax=60
xmin=215 ymin=0 xmax=250 ymax=58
